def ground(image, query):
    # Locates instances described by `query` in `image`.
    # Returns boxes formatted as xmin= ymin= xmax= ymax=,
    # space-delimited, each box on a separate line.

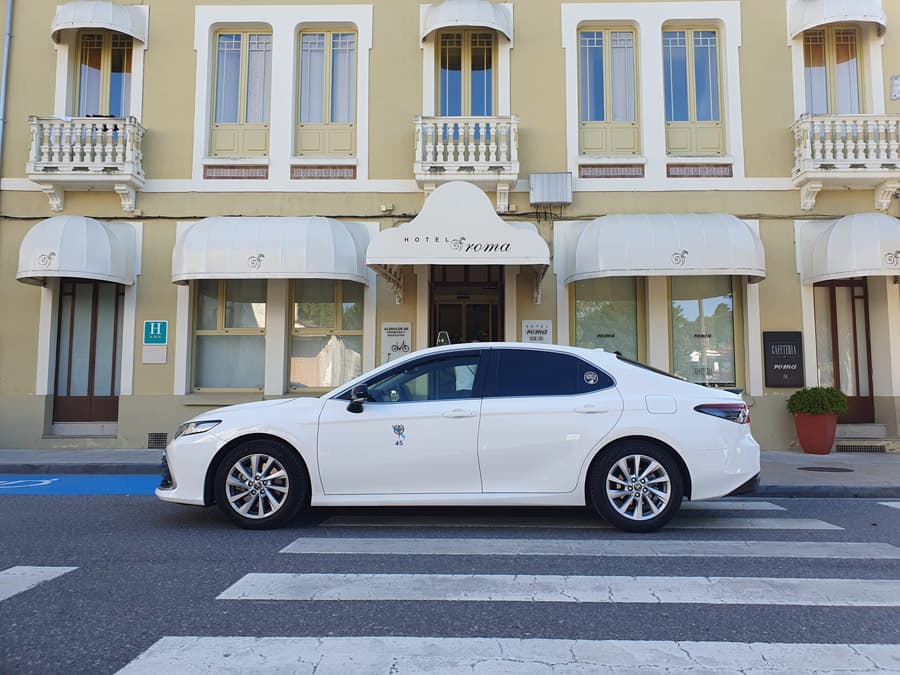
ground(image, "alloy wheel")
xmin=224 ymin=453 xmax=290 ymax=520
xmin=605 ymin=453 xmax=672 ymax=521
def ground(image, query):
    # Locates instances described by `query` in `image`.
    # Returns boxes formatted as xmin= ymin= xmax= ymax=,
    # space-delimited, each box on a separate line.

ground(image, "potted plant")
xmin=786 ymin=386 xmax=848 ymax=454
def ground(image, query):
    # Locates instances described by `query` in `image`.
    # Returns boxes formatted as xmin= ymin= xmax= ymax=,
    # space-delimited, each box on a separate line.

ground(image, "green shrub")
xmin=786 ymin=386 xmax=848 ymax=416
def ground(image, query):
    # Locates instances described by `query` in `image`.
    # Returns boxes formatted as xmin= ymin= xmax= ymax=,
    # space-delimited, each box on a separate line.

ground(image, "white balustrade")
xmin=27 ymin=116 xmax=145 ymax=178
xmin=414 ymin=115 xmax=519 ymax=174
xmin=792 ymin=114 xmax=900 ymax=173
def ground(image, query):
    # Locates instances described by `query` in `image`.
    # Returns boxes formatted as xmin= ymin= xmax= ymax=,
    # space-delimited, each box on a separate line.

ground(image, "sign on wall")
xmin=763 ymin=331 xmax=804 ymax=388
xmin=381 ymin=322 xmax=412 ymax=364
xmin=522 ymin=320 xmax=552 ymax=344
xmin=143 ymin=320 xmax=168 ymax=345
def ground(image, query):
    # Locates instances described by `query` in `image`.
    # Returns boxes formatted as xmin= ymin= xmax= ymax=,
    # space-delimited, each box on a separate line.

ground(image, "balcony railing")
xmin=791 ymin=114 xmax=900 ymax=211
xmin=414 ymin=115 xmax=519 ymax=212
xmin=26 ymin=116 xmax=146 ymax=213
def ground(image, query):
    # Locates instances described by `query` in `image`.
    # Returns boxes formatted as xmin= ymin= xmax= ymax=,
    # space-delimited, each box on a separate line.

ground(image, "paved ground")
xmin=0 ymin=447 xmax=898 ymax=497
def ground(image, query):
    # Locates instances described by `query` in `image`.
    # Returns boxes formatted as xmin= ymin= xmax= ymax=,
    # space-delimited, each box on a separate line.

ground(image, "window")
xmin=210 ymin=31 xmax=272 ymax=157
xmin=489 ymin=349 xmax=613 ymax=397
xmin=662 ymin=28 xmax=724 ymax=155
xmin=573 ymin=277 xmax=638 ymax=359
xmin=76 ymin=32 xmax=132 ymax=117
xmin=803 ymin=27 xmax=861 ymax=114
xmin=290 ymin=280 xmax=363 ymax=389
xmin=365 ymin=353 xmax=482 ymax=403
xmin=578 ymin=28 xmax=639 ymax=155
xmin=297 ymin=30 xmax=357 ymax=156
xmin=670 ymin=277 xmax=735 ymax=387
xmin=438 ymin=31 xmax=494 ymax=116
xmin=193 ymin=279 xmax=266 ymax=389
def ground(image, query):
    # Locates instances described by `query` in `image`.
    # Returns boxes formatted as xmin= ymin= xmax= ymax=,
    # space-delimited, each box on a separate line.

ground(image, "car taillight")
xmin=694 ymin=403 xmax=750 ymax=424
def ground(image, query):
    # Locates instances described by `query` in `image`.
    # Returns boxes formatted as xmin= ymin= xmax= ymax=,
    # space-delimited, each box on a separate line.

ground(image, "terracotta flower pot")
xmin=793 ymin=413 xmax=838 ymax=454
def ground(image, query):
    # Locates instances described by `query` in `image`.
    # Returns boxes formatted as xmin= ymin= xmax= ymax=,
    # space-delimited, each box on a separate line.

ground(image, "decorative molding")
xmin=579 ymin=164 xmax=645 ymax=178
xmin=115 ymin=184 xmax=137 ymax=213
xmin=875 ymin=180 xmax=900 ymax=211
xmin=41 ymin=185 xmax=64 ymax=212
xmin=291 ymin=165 xmax=357 ymax=180
xmin=799 ymin=181 xmax=823 ymax=211
xmin=667 ymin=163 xmax=733 ymax=178
xmin=203 ymin=164 xmax=268 ymax=180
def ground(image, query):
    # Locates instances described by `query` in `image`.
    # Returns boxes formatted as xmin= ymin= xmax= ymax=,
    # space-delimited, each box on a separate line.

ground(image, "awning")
xmin=565 ymin=214 xmax=766 ymax=285
xmin=172 ymin=217 xmax=370 ymax=285
xmin=17 ymin=215 xmax=136 ymax=286
xmin=801 ymin=213 xmax=900 ymax=284
xmin=421 ymin=0 xmax=513 ymax=41
xmin=367 ymin=181 xmax=549 ymax=302
xmin=51 ymin=0 xmax=148 ymax=44
xmin=788 ymin=0 xmax=887 ymax=38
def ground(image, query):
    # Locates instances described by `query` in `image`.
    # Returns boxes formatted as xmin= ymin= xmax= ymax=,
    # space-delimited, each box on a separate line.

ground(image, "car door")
xmin=477 ymin=348 xmax=623 ymax=493
xmin=317 ymin=350 xmax=486 ymax=494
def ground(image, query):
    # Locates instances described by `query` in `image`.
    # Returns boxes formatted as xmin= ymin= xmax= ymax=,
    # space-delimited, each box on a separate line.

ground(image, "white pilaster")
xmin=646 ymin=276 xmax=669 ymax=371
xmin=264 ymin=279 xmax=289 ymax=396
xmin=504 ymin=265 xmax=518 ymax=340
xmin=415 ymin=264 xmax=429 ymax=349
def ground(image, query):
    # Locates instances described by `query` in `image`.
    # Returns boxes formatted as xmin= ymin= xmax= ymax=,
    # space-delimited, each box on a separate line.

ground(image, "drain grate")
xmin=147 ymin=432 xmax=169 ymax=449
xmin=797 ymin=466 xmax=854 ymax=473
xmin=836 ymin=443 xmax=887 ymax=453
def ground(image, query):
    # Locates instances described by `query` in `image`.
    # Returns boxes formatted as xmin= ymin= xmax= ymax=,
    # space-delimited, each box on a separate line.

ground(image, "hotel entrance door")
xmin=430 ymin=265 xmax=503 ymax=345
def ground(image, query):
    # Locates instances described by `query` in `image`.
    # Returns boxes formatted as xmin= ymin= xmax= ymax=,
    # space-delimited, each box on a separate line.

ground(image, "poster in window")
xmin=381 ymin=322 xmax=411 ymax=364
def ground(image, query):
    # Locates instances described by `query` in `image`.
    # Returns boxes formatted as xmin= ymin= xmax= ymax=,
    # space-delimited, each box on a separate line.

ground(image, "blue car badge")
xmin=392 ymin=424 xmax=406 ymax=446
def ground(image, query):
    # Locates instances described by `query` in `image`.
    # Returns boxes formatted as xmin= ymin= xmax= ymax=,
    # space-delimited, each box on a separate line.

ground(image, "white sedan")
xmin=157 ymin=343 xmax=760 ymax=532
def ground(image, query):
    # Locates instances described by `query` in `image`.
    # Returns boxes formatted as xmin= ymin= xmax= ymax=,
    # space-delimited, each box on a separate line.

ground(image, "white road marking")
xmin=281 ymin=537 xmax=900 ymax=559
xmin=879 ymin=501 xmax=900 ymax=510
xmin=682 ymin=500 xmax=786 ymax=511
xmin=117 ymin=636 xmax=900 ymax=674
xmin=0 ymin=566 xmax=77 ymax=602
xmin=218 ymin=573 xmax=900 ymax=606
xmin=320 ymin=515 xmax=842 ymax=530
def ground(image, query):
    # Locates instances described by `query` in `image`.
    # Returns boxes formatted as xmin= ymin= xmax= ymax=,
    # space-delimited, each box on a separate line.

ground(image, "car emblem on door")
xmin=392 ymin=424 xmax=406 ymax=446
xmin=584 ymin=371 xmax=599 ymax=385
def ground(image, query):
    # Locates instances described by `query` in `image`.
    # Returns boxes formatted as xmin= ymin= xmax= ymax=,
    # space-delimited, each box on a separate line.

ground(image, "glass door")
xmin=431 ymin=265 xmax=503 ymax=345
xmin=813 ymin=280 xmax=874 ymax=423
xmin=53 ymin=280 xmax=125 ymax=423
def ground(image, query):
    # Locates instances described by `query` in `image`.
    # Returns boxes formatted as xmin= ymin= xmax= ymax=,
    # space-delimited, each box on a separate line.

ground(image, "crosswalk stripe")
xmin=281 ymin=537 xmax=900 ymax=559
xmin=218 ymin=573 xmax=900 ymax=606
xmin=320 ymin=515 xmax=842 ymax=530
xmin=0 ymin=566 xmax=77 ymax=602
xmin=117 ymin=637 xmax=900 ymax=674
xmin=879 ymin=501 xmax=900 ymax=510
xmin=681 ymin=500 xmax=786 ymax=511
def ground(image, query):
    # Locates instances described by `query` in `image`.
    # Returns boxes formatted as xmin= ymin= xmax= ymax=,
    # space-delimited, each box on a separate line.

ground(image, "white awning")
xmin=421 ymin=0 xmax=513 ymax=41
xmin=17 ymin=215 xmax=136 ymax=286
xmin=367 ymin=181 xmax=549 ymax=302
xmin=564 ymin=214 xmax=766 ymax=285
xmin=51 ymin=0 xmax=148 ymax=44
xmin=172 ymin=217 xmax=370 ymax=285
xmin=801 ymin=213 xmax=900 ymax=284
xmin=788 ymin=0 xmax=886 ymax=38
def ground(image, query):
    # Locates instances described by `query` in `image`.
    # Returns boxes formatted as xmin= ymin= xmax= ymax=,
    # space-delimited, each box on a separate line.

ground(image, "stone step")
xmin=835 ymin=423 xmax=888 ymax=440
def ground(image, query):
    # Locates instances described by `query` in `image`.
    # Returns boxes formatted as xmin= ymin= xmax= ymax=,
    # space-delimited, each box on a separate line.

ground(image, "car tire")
xmin=213 ymin=439 xmax=309 ymax=530
xmin=589 ymin=441 xmax=684 ymax=533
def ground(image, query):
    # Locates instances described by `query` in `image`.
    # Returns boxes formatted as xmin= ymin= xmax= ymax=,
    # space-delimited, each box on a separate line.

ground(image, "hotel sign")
xmin=763 ymin=331 xmax=804 ymax=388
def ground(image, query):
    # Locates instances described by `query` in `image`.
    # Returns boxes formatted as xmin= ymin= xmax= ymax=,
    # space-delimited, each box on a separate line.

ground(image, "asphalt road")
xmin=2 ymin=494 xmax=900 ymax=673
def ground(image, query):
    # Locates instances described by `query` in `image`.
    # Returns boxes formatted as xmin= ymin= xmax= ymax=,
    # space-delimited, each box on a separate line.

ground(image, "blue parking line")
xmin=0 ymin=475 xmax=159 ymax=495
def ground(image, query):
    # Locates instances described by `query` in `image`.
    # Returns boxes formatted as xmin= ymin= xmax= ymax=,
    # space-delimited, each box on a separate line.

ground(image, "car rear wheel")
xmin=213 ymin=439 xmax=308 ymax=530
xmin=589 ymin=442 xmax=684 ymax=533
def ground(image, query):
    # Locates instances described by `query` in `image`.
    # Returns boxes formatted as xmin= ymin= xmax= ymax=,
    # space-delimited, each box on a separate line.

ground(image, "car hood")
xmin=191 ymin=397 xmax=321 ymax=422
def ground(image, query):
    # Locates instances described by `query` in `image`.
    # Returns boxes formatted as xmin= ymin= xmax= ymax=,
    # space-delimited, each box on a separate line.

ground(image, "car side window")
xmin=366 ymin=353 xmax=481 ymax=403
xmin=489 ymin=349 xmax=613 ymax=397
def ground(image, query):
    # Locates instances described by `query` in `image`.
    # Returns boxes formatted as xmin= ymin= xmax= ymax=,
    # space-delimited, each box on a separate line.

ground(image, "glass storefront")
xmin=573 ymin=277 xmax=637 ymax=359
xmin=670 ymin=276 xmax=735 ymax=386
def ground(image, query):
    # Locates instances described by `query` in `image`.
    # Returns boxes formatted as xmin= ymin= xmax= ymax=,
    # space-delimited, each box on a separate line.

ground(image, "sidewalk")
xmin=1 ymin=448 xmax=899 ymax=498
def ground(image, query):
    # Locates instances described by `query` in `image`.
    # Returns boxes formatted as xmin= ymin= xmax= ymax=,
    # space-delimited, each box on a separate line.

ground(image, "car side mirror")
xmin=347 ymin=384 xmax=369 ymax=413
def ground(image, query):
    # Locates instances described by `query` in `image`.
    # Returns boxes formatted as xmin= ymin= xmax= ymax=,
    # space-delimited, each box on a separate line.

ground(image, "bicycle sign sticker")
xmin=382 ymin=322 xmax=412 ymax=364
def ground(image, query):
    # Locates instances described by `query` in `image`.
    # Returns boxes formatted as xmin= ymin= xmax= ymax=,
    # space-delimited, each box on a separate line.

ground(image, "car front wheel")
xmin=213 ymin=439 xmax=308 ymax=529
xmin=589 ymin=442 xmax=684 ymax=533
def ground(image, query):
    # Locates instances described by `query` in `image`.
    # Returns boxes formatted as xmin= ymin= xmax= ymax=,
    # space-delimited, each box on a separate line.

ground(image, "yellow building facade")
xmin=1 ymin=0 xmax=899 ymax=451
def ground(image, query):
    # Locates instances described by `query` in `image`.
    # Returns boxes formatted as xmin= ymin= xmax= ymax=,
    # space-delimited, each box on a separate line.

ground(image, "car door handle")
xmin=443 ymin=409 xmax=477 ymax=418
xmin=575 ymin=405 xmax=608 ymax=414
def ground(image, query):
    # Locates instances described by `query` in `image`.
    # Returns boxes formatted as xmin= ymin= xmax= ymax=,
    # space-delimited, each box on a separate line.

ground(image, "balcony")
xmin=414 ymin=115 xmax=519 ymax=212
xmin=26 ymin=116 xmax=146 ymax=213
xmin=791 ymin=114 xmax=900 ymax=211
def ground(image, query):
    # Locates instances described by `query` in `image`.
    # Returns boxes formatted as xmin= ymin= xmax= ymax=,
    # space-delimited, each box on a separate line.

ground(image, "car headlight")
xmin=174 ymin=420 xmax=221 ymax=439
